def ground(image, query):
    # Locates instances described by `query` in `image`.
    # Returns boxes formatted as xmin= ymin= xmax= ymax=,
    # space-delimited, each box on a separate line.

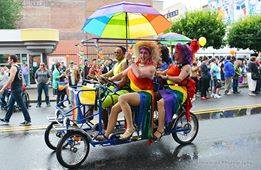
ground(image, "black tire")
xmin=56 ymin=130 xmax=90 ymax=168
xmin=172 ymin=113 xmax=199 ymax=145
xmin=44 ymin=122 xmax=62 ymax=150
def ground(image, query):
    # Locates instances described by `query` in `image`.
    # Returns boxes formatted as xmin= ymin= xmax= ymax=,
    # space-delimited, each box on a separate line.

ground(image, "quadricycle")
xmin=44 ymin=76 xmax=199 ymax=168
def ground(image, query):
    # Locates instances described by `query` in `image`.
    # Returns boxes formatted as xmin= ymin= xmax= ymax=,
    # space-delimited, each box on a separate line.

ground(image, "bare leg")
xmin=154 ymin=99 xmax=165 ymax=138
xmin=104 ymin=102 xmax=122 ymax=137
xmin=118 ymin=93 xmax=140 ymax=139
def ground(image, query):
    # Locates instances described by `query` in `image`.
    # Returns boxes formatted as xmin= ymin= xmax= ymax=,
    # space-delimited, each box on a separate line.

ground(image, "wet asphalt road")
xmin=0 ymin=113 xmax=261 ymax=170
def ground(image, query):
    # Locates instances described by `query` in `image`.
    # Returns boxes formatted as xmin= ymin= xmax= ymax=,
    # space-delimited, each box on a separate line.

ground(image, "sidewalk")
xmin=0 ymin=86 xmax=260 ymax=132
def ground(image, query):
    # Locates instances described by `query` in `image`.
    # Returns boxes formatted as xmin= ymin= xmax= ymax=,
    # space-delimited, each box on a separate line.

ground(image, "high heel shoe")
xmin=153 ymin=130 xmax=164 ymax=141
xmin=119 ymin=128 xmax=135 ymax=140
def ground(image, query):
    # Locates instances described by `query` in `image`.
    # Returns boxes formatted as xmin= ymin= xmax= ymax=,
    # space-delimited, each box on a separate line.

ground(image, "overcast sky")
xmin=163 ymin=0 xmax=209 ymax=10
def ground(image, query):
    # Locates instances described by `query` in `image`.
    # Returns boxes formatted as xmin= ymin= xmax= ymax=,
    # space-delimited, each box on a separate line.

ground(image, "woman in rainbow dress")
xmin=154 ymin=43 xmax=194 ymax=140
xmin=96 ymin=41 xmax=160 ymax=141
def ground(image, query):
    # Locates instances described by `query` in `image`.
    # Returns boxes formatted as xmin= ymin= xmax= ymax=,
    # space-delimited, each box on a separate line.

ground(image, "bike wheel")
xmin=56 ymin=130 xmax=90 ymax=168
xmin=44 ymin=122 xmax=63 ymax=150
xmin=172 ymin=113 xmax=199 ymax=145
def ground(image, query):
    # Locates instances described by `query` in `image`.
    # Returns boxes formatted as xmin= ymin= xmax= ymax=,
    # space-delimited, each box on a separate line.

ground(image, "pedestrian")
xmin=224 ymin=56 xmax=235 ymax=95
xmin=35 ymin=62 xmax=51 ymax=107
xmin=21 ymin=64 xmax=30 ymax=87
xmin=66 ymin=61 xmax=80 ymax=107
xmin=0 ymin=55 xmax=31 ymax=126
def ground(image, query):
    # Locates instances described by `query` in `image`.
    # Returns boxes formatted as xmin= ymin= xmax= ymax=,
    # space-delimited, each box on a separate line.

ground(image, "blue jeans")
xmin=37 ymin=83 xmax=50 ymax=106
xmin=4 ymin=89 xmax=31 ymax=122
xmin=233 ymin=78 xmax=239 ymax=93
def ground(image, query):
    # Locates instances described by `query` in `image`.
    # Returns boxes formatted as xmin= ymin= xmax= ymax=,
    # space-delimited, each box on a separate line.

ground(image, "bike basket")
xmin=78 ymin=86 xmax=96 ymax=105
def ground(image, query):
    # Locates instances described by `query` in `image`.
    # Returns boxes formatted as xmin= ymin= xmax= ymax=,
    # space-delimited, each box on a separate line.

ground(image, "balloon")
xmin=229 ymin=50 xmax=236 ymax=56
xmin=198 ymin=37 xmax=207 ymax=46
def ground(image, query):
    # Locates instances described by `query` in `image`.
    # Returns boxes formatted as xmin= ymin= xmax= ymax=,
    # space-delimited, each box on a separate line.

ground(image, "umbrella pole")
xmin=125 ymin=12 xmax=129 ymax=65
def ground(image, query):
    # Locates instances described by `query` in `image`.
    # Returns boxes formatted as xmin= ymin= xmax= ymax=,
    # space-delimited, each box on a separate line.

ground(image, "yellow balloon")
xmin=199 ymin=37 xmax=207 ymax=46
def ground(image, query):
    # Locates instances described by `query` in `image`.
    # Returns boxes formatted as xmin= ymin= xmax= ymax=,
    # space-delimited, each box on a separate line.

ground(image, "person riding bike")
xmin=95 ymin=46 xmax=130 ymax=128
xmin=96 ymin=41 xmax=160 ymax=141
xmin=155 ymin=43 xmax=195 ymax=140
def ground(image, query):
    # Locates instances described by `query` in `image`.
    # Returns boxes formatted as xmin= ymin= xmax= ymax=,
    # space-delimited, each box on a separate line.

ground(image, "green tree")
xmin=171 ymin=10 xmax=226 ymax=49
xmin=227 ymin=16 xmax=261 ymax=52
xmin=0 ymin=0 xmax=22 ymax=29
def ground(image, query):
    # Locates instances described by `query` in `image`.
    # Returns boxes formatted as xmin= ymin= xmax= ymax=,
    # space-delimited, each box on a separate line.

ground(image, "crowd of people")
xmin=191 ymin=55 xmax=260 ymax=100
xmin=0 ymin=43 xmax=260 ymax=133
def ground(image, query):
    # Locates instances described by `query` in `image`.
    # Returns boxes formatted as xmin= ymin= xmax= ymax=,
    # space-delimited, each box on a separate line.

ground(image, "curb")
xmin=1 ymin=104 xmax=261 ymax=133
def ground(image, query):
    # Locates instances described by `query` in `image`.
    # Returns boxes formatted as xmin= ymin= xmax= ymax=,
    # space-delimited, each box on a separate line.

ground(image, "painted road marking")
xmin=1 ymin=104 xmax=261 ymax=133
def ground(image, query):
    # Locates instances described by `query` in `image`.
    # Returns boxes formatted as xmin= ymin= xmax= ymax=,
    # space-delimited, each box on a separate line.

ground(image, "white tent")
xmin=195 ymin=46 xmax=255 ymax=59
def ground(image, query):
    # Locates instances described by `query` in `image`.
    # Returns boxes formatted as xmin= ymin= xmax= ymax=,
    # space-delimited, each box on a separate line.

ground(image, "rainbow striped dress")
xmin=127 ymin=68 xmax=154 ymax=139
xmin=159 ymin=64 xmax=188 ymax=124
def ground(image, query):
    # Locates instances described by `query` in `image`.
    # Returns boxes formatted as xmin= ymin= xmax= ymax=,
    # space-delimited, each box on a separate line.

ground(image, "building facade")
xmin=160 ymin=2 xmax=187 ymax=21
xmin=207 ymin=0 xmax=261 ymax=24
xmin=19 ymin=0 xmax=153 ymax=66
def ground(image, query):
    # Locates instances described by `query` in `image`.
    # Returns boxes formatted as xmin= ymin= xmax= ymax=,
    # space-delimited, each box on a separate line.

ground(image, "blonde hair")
xmin=134 ymin=41 xmax=160 ymax=65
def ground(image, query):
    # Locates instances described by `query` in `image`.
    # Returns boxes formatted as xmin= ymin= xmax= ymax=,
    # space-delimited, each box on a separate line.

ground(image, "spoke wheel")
xmin=56 ymin=130 xmax=90 ymax=168
xmin=172 ymin=113 xmax=199 ymax=145
xmin=44 ymin=122 xmax=63 ymax=150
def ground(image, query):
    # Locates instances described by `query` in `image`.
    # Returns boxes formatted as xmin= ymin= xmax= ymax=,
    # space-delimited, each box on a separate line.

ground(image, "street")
xmin=0 ymin=110 xmax=260 ymax=169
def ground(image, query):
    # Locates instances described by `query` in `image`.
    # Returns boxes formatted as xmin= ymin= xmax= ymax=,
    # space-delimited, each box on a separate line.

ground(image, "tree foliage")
xmin=227 ymin=16 xmax=261 ymax=52
xmin=171 ymin=10 xmax=226 ymax=49
xmin=0 ymin=0 xmax=22 ymax=29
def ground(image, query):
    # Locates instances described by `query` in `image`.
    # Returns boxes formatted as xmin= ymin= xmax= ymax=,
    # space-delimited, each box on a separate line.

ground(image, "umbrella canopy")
xmin=158 ymin=32 xmax=191 ymax=45
xmin=82 ymin=1 xmax=172 ymax=39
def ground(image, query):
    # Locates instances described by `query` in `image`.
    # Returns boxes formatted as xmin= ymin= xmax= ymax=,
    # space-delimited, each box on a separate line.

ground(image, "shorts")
xmin=214 ymin=78 xmax=221 ymax=89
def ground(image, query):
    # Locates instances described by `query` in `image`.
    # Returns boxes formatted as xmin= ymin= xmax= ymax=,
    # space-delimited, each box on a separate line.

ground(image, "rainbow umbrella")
xmin=82 ymin=1 xmax=172 ymax=39
xmin=158 ymin=32 xmax=191 ymax=45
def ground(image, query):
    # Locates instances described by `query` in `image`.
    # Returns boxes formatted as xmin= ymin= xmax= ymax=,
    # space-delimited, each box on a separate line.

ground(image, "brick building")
xmin=19 ymin=0 xmax=153 ymax=67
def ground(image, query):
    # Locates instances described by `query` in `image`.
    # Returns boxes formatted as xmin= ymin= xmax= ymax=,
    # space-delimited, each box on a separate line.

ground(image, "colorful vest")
xmin=166 ymin=64 xmax=187 ymax=103
xmin=127 ymin=68 xmax=153 ymax=92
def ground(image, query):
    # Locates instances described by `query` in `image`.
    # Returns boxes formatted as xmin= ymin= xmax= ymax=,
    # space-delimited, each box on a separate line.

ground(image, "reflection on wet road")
xmin=0 ymin=114 xmax=261 ymax=170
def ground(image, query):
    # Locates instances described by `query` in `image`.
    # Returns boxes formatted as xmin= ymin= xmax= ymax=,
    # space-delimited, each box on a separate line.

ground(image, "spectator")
xmin=21 ymin=64 xmax=30 ymax=87
xmin=82 ymin=59 xmax=90 ymax=81
xmin=255 ymin=56 xmax=261 ymax=94
xmin=224 ymin=56 xmax=235 ymax=95
xmin=52 ymin=62 xmax=60 ymax=96
xmin=66 ymin=61 xmax=80 ymax=107
xmin=35 ymin=62 xmax=51 ymax=107
xmin=199 ymin=56 xmax=211 ymax=100
xmin=233 ymin=60 xmax=242 ymax=94
xmin=101 ymin=60 xmax=111 ymax=74
xmin=210 ymin=58 xmax=222 ymax=98
xmin=247 ymin=56 xmax=259 ymax=96
xmin=60 ymin=62 xmax=66 ymax=72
